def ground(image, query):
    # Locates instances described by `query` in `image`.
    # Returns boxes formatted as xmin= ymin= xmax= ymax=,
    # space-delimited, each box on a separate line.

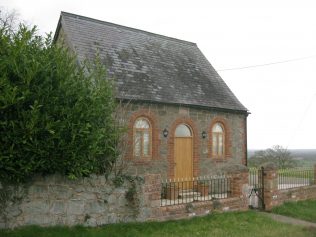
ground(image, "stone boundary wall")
xmin=277 ymin=185 xmax=316 ymax=205
xmin=263 ymin=164 xmax=316 ymax=210
xmin=140 ymin=171 xmax=249 ymax=222
xmin=0 ymin=170 xmax=250 ymax=229
xmin=0 ymin=174 xmax=139 ymax=229
xmin=157 ymin=196 xmax=248 ymax=221
xmin=2 ymin=166 xmax=316 ymax=229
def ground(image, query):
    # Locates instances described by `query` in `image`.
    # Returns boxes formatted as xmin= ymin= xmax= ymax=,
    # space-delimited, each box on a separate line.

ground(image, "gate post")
xmin=262 ymin=163 xmax=278 ymax=211
xmin=231 ymin=170 xmax=248 ymax=198
xmin=229 ymin=165 xmax=249 ymax=211
xmin=137 ymin=174 xmax=162 ymax=221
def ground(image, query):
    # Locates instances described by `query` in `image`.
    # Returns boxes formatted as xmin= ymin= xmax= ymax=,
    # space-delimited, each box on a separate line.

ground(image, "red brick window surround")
xmin=127 ymin=110 xmax=159 ymax=161
xmin=209 ymin=117 xmax=232 ymax=159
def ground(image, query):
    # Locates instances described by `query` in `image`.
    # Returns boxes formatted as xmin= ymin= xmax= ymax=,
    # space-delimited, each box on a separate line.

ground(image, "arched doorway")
xmin=174 ymin=124 xmax=193 ymax=180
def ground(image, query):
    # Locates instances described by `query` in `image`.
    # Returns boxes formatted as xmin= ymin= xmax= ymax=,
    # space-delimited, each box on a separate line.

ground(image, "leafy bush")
xmin=0 ymin=25 xmax=119 ymax=183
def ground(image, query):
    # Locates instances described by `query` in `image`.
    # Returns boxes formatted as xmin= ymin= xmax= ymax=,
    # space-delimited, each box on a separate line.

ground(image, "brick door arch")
xmin=167 ymin=117 xmax=200 ymax=179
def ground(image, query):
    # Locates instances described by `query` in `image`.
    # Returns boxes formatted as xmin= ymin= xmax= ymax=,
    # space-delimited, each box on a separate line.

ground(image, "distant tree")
xmin=0 ymin=7 xmax=19 ymax=33
xmin=248 ymin=145 xmax=296 ymax=169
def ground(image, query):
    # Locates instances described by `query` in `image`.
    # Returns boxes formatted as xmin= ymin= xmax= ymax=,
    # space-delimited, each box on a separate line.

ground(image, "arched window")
xmin=133 ymin=117 xmax=151 ymax=158
xmin=212 ymin=123 xmax=225 ymax=157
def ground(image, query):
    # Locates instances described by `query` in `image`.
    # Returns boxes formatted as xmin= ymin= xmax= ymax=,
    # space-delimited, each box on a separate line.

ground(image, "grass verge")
xmin=271 ymin=199 xmax=316 ymax=223
xmin=0 ymin=211 xmax=315 ymax=237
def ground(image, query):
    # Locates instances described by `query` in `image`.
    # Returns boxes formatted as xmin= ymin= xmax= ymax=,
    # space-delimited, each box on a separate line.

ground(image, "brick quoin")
xmin=126 ymin=109 xmax=160 ymax=161
xmin=208 ymin=117 xmax=232 ymax=160
xmin=241 ymin=117 xmax=247 ymax=166
xmin=167 ymin=117 xmax=200 ymax=179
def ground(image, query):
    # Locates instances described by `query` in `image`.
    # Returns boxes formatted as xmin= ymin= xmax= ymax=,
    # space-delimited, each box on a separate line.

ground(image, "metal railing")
xmin=249 ymin=167 xmax=264 ymax=189
xmin=278 ymin=167 xmax=314 ymax=190
xmin=248 ymin=167 xmax=265 ymax=210
xmin=161 ymin=176 xmax=232 ymax=206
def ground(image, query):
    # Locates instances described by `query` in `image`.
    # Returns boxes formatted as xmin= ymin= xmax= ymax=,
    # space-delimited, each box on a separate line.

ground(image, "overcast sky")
xmin=2 ymin=0 xmax=316 ymax=150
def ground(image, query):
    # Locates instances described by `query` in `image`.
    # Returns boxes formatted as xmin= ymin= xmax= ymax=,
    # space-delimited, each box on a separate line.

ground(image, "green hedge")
xmin=0 ymin=25 xmax=119 ymax=183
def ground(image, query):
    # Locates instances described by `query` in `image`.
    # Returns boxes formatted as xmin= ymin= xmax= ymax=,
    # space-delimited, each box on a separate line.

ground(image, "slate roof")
xmin=54 ymin=12 xmax=248 ymax=112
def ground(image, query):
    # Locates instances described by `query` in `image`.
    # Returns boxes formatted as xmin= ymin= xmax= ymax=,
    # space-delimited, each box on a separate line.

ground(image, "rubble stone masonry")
xmin=123 ymin=102 xmax=248 ymax=179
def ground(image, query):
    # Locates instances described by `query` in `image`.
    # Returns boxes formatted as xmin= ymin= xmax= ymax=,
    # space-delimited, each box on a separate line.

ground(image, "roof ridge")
xmin=60 ymin=11 xmax=197 ymax=46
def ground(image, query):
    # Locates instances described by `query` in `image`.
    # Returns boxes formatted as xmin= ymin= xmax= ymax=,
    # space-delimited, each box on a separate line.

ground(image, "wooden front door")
xmin=174 ymin=124 xmax=193 ymax=180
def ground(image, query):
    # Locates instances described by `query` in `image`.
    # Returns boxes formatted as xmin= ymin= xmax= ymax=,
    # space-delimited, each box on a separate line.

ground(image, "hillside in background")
xmin=248 ymin=149 xmax=316 ymax=167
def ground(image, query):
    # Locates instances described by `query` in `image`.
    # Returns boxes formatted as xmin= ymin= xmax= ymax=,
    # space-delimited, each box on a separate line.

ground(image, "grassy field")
xmin=1 ymin=211 xmax=315 ymax=237
xmin=271 ymin=199 xmax=316 ymax=223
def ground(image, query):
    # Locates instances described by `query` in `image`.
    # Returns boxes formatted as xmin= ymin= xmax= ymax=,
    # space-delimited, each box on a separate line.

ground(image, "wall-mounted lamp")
xmin=202 ymin=131 xmax=207 ymax=139
xmin=163 ymin=128 xmax=169 ymax=137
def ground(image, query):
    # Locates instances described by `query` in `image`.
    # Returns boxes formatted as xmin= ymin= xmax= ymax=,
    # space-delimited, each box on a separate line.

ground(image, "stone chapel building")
xmin=54 ymin=12 xmax=249 ymax=180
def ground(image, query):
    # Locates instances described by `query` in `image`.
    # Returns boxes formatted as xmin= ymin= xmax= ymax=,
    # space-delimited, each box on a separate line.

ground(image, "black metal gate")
xmin=248 ymin=167 xmax=265 ymax=210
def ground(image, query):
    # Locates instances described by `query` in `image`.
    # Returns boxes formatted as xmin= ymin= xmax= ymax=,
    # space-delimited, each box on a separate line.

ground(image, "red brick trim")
xmin=167 ymin=117 xmax=200 ymax=179
xmin=126 ymin=109 xmax=159 ymax=162
xmin=208 ymin=117 xmax=232 ymax=159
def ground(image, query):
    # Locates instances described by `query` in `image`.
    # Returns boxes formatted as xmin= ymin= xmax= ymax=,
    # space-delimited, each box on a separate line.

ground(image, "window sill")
xmin=212 ymin=158 xmax=226 ymax=162
xmin=210 ymin=156 xmax=231 ymax=162
xmin=131 ymin=158 xmax=152 ymax=165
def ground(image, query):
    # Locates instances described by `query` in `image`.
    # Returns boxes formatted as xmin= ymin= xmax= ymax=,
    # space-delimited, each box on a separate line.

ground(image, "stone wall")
xmin=158 ymin=197 xmax=248 ymax=221
xmin=2 ymin=166 xmax=315 ymax=229
xmin=156 ymin=170 xmax=249 ymax=221
xmin=276 ymin=185 xmax=316 ymax=205
xmin=127 ymin=171 xmax=249 ymax=222
xmin=262 ymin=164 xmax=316 ymax=210
xmin=122 ymin=102 xmax=248 ymax=179
xmin=0 ymin=174 xmax=140 ymax=229
xmin=0 ymin=171 xmax=250 ymax=229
